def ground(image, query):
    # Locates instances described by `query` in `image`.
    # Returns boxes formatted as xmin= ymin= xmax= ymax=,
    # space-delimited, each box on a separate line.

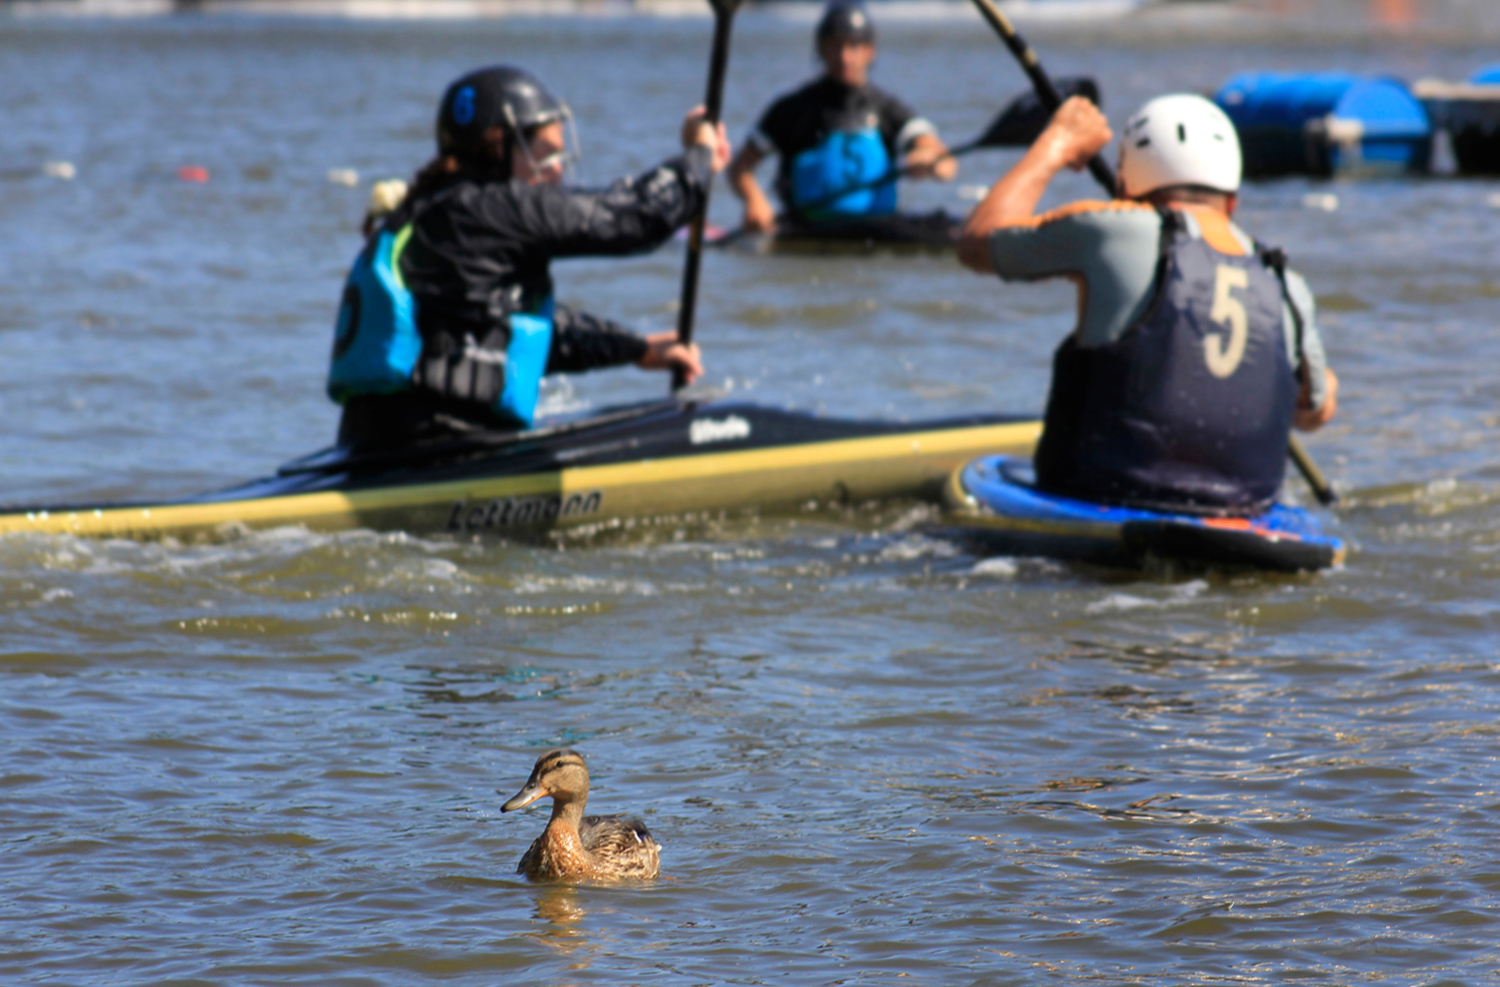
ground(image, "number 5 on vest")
xmin=1206 ymin=265 xmax=1249 ymax=378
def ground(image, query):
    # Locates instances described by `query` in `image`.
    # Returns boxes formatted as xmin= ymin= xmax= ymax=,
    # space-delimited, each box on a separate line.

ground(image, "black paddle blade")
xmin=976 ymin=76 xmax=1100 ymax=148
xmin=706 ymin=0 xmax=742 ymax=12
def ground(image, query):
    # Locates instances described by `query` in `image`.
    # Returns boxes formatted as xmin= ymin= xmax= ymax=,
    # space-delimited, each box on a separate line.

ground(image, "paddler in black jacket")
xmin=726 ymin=0 xmax=956 ymax=234
xmin=328 ymin=65 xmax=731 ymax=450
xmin=958 ymin=94 xmax=1339 ymax=515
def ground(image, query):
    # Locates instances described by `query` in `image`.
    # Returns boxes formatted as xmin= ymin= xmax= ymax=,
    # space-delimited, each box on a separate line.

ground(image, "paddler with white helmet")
xmin=328 ymin=66 xmax=731 ymax=451
xmin=957 ymin=94 xmax=1339 ymax=514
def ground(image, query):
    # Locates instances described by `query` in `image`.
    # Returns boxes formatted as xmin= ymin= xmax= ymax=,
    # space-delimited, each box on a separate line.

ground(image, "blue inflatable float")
xmin=1215 ymin=72 xmax=1432 ymax=178
xmin=942 ymin=455 xmax=1345 ymax=572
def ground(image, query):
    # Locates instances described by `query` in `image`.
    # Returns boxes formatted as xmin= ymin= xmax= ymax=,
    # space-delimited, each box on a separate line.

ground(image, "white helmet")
xmin=1117 ymin=94 xmax=1242 ymax=198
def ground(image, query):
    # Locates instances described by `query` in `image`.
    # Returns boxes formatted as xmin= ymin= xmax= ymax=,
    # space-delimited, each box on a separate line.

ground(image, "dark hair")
xmin=1142 ymin=184 xmax=1234 ymax=207
xmin=402 ymin=127 xmax=513 ymax=207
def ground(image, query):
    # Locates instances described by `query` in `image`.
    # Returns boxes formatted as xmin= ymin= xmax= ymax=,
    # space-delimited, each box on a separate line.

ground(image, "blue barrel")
xmin=1473 ymin=65 xmax=1500 ymax=85
xmin=1215 ymin=72 xmax=1431 ymax=178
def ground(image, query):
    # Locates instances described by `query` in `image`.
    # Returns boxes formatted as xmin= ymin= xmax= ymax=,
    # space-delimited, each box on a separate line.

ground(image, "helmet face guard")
xmin=501 ymin=101 xmax=581 ymax=182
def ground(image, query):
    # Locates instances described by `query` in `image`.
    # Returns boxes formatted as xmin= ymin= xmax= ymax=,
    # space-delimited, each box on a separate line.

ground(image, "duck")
xmin=500 ymin=747 xmax=661 ymax=882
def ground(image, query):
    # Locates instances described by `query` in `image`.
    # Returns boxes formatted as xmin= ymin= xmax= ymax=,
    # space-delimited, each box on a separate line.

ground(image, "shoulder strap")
xmin=1128 ymin=204 xmax=1183 ymax=329
xmin=1256 ymin=241 xmax=1306 ymax=372
xmin=1155 ymin=204 xmax=1185 ymax=252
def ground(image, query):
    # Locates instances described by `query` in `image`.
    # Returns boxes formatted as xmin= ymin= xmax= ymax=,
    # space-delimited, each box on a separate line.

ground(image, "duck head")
xmin=501 ymin=747 xmax=590 ymax=812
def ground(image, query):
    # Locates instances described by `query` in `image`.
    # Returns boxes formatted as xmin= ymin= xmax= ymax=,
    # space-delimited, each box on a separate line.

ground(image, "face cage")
xmin=503 ymin=102 xmax=582 ymax=182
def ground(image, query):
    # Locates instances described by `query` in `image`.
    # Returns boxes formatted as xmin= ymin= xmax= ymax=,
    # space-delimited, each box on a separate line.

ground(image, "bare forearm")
xmin=970 ymin=141 xmax=1065 ymax=234
xmin=727 ymin=145 xmax=766 ymax=203
xmin=905 ymin=133 xmax=957 ymax=181
xmin=730 ymin=166 xmax=765 ymax=205
xmin=958 ymin=96 xmax=1112 ymax=273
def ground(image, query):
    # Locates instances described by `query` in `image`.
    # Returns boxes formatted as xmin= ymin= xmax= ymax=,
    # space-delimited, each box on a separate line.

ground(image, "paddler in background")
xmin=957 ymin=94 xmax=1339 ymax=515
xmin=328 ymin=65 xmax=731 ymax=451
xmin=726 ymin=0 xmax=957 ymax=234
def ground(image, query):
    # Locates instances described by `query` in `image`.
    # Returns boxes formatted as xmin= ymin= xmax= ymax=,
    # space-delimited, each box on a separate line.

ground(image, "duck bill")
xmin=500 ymin=783 xmax=548 ymax=812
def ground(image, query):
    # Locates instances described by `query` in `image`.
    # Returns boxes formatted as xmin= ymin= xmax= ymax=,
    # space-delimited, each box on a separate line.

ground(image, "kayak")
xmin=0 ymin=400 xmax=1040 ymax=543
xmin=941 ymin=454 xmax=1345 ymax=572
xmin=714 ymin=211 xmax=959 ymax=255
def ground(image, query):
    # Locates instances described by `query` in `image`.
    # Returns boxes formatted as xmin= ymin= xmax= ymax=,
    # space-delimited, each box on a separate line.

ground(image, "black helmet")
xmin=436 ymin=65 xmax=568 ymax=161
xmin=815 ymin=0 xmax=876 ymax=46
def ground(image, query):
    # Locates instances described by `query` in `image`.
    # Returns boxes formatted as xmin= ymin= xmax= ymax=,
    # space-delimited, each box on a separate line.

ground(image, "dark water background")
xmin=3 ymin=10 xmax=1500 ymax=985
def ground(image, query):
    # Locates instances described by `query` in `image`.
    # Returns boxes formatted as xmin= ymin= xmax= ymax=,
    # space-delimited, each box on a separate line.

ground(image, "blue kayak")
xmin=943 ymin=455 xmax=1345 ymax=572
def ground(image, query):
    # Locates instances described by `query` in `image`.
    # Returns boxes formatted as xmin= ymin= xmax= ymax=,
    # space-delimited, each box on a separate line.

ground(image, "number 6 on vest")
xmin=1206 ymin=264 xmax=1249 ymax=378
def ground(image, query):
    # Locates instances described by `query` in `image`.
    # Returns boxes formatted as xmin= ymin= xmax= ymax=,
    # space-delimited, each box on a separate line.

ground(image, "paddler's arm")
xmin=547 ymin=306 xmax=703 ymax=386
xmin=727 ymin=140 xmax=777 ymax=234
xmin=902 ymin=133 xmax=957 ymax=182
xmin=1285 ymin=270 xmax=1339 ymax=432
xmin=882 ymin=95 xmax=954 ymax=182
xmin=957 ymin=96 xmax=1112 ymax=273
xmin=507 ymin=109 xmax=730 ymax=259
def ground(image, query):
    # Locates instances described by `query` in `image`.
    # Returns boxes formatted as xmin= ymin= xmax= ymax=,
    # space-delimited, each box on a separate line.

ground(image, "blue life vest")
xmin=493 ymin=299 xmax=554 ymax=428
xmin=327 ymin=225 xmax=422 ymax=404
xmin=407 ymin=297 xmax=556 ymax=430
xmin=1034 ymin=208 xmax=1301 ymax=515
xmin=329 ymin=223 xmax=554 ymax=429
xmin=790 ymin=127 xmax=897 ymax=217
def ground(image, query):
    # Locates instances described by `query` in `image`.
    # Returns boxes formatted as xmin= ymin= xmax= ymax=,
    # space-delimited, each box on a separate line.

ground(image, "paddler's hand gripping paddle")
xmin=673 ymin=0 xmax=741 ymax=392
xmin=963 ymin=0 xmax=1339 ymax=507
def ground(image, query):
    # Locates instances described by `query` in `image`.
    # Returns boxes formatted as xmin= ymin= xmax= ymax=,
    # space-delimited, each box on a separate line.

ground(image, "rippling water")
xmin=4 ymin=12 xmax=1500 ymax=985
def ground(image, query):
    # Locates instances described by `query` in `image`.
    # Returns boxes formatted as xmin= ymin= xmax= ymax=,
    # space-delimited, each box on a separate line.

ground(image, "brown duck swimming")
xmin=500 ymin=748 xmax=661 ymax=882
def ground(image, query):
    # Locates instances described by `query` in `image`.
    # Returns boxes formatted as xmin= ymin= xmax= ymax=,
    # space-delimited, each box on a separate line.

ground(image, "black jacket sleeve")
xmin=544 ymin=303 xmax=649 ymax=375
xmin=474 ymin=145 xmax=714 ymax=261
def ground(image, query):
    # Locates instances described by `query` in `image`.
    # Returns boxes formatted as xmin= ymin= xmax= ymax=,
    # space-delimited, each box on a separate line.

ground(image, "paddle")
xmin=673 ymin=0 xmax=741 ymax=392
xmin=964 ymin=0 xmax=1339 ymax=507
xmin=793 ymin=77 xmax=1100 ymax=215
xmin=1288 ymin=435 xmax=1338 ymax=506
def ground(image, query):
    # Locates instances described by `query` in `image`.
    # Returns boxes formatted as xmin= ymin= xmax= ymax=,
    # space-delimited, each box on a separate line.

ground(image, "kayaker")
xmin=328 ymin=65 xmax=731 ymax=450
xmin=726 ymin=0 xmax=956 ymax=233
xmin=957 ymin=94 xmax=1339 ymax=515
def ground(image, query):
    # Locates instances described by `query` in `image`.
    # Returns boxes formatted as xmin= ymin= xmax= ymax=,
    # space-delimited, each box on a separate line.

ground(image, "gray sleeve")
xmin=895 ymin=116 xmax=938 ymax=152
xmin=1282 ymin=269 xmax=1329 ymax=409
xmin=987 ymin=206 xmax=1164 ymax=348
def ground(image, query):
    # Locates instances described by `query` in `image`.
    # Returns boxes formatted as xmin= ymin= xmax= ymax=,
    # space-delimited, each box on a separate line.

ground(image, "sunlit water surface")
xmin=3 ymin=13 xmax=1500 ymax=986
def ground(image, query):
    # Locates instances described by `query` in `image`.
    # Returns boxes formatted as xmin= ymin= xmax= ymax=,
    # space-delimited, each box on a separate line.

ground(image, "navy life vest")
xmin=791 ymin=128 xmax=897 ymax=217
xmin=327 ymin=224 xmax=554 ymax=429
xmin=1033 ymin=207 xmax=1302 ymax=516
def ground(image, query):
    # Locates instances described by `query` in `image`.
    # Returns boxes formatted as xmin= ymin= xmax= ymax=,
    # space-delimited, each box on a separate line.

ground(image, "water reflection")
xmin=527 ymin=885 xmax=594 ymax=974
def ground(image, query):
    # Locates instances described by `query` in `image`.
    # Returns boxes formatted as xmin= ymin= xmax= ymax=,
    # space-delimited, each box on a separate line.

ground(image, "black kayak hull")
xmin=0 ymin=400 xmax=1040 ymax=541
xmin=715 ymin=211 xmax=959 ymax=255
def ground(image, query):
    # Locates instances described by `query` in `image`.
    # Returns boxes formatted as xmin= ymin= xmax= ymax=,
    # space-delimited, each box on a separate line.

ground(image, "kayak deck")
xmin=942 ymin=454 xmax=1345 ymax=572
xmin=0 ymin=400 xmax=1040 ymax=542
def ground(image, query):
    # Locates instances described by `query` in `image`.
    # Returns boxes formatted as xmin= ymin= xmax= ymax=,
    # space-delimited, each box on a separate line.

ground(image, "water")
xmin=4 ymin=11 xmax=1500 ymax=985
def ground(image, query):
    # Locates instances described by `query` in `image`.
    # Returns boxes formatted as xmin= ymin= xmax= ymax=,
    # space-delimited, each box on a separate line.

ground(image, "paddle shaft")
xmin=1288 ymin=435 xmax=1338 ymax=506
xmin=964 ymin=0 xmax=1339 ymax=507
xmin=673 ymin=0 xmax=737 ymax=391
xmin=965 ymin=0 xmax=1116 ymax=193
